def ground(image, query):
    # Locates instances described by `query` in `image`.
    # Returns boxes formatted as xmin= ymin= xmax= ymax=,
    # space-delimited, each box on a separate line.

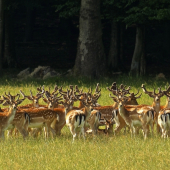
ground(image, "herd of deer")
xmin=0 ymin=82 xmax=170 ymax=142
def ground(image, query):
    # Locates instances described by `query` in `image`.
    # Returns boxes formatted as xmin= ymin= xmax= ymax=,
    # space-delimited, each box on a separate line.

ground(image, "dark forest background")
xmin=1 ymin=0 xmax=170 ymax=77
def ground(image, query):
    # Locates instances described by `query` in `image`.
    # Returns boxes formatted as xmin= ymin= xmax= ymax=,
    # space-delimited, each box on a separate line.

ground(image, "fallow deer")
xmin=141 ymin=84 xmax=165 ymax=133
xmin=65 ymin=96 xmax=93 ymax=142
xmin=20 ymin=107 xmax=60 ymax=139
xmin=112 ymin=96 xmax=154 ymax=139
xmin=73 ymin=85 xmax=102 ymax=135
xmin=0 ymin=94 xmax=25 ymax=140
xmin=103 ymin=116 xmax=114 ymax=135
xmin=158 ymin=109 xmax=170 ymax=138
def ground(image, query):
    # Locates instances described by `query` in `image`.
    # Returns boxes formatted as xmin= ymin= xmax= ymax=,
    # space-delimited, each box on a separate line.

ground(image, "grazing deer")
xmin=21 ymin=107 xmax=60 ymax=139
xmin=0 ymin=94 xmax=25 ymax=140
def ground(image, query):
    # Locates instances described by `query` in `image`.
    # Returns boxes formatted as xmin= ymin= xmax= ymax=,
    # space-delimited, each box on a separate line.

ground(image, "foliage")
xmin=123 ymin=0 xmax=170 ymax=26
xmin=54 ymin=0 xmax=80 ymax=18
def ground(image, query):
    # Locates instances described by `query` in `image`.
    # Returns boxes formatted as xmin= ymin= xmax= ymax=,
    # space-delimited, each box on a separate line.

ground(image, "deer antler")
xmin=141 ymin=84 xmax=154 ymax=97
xmin=95 ymin=83 xmax=101 ymax=94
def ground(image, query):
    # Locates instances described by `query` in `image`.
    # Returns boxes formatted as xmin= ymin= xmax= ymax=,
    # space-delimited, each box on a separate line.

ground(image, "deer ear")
xmin=27 ymin=96 xmax=33 ymax=100
xmin=112 ymin=98 xmax=118 ymax=103
xmin=17 ymin=99 xmax=25 ymax=105
xmin=43 ymin=98 xmax=48 ymax=103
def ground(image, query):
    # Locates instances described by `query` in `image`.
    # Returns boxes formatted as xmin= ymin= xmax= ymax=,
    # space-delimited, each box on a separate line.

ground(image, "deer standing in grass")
xmin=65 ymin=94 xmax=94 ymax=142
xmin=112 ymin=94 xmax=154 ymax=139
xmin=157 ymin=109 xmax=170 ymax=138
xmin=0 ymin=94 xmax=25 ymax=140
xmin=141 ymin=84 xmax=166 ymax=134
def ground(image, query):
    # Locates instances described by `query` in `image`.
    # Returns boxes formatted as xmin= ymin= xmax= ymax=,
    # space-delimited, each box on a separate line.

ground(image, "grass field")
xmin=0 ymin=74 xmax=170 ymax=170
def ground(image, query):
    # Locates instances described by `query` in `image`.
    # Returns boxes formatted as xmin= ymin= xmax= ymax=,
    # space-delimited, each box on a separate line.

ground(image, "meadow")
xmin=0 ymin=74 xmax=170 ymax=170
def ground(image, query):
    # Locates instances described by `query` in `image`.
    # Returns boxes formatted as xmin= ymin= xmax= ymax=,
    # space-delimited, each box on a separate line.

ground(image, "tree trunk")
xmin=73 ymin=0 xmax=105 ymax=78
xmin=3 ymin=10 xmax=17 ymax=68
xmin=119 ymin=23 xmax=124 ymax=63
xmin=130 ymin=25 xmax=145 ymax=76
xmin=140 ymin=26 xmax=146 ymax=76
xmin=0 ymin=0 xmax=4 ymax=73
xmin=108 ymin=21 xmax=118 ymax=70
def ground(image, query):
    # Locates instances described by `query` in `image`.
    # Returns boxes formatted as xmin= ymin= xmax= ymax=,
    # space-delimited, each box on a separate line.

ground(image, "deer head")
xmin=141 ymin=84 xmax=164 ymax=104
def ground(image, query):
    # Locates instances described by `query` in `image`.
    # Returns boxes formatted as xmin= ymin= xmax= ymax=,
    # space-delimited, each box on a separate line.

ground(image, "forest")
xmin=0 ymin=0 xmax=170 ymax=77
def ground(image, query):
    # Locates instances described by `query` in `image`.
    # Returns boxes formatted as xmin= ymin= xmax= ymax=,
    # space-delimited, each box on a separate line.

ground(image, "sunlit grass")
xmin=0 ymin=75 xmax=169 ymax=169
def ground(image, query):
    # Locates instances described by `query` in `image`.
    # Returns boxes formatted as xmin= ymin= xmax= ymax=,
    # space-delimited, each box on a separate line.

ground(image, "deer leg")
xmin=150 ymin=122 xmax=154 ymax=136
xmin=81 ymin=127 xmax=85 ymax=140
xmin=161 ymin=129 xmax=165 ymax=138
xmin=69 ymin=125 xmax=76 ymax=142
xmin=45 ymin=124 xmax=51 ymax=139
xmin=143 ymin=125 xmax=148 ymax=140
xmin=0 ymin=130 xmax=5 ymax=140
xmin=7 ymin=128 xmax=14 ymax=138
xmin=156 ymin=123 xmax=161 ymax=134
xmin=50 ymin=127 xmax=56 ymax=138
xmin=114 ymin=124 xmax=126 ymax=135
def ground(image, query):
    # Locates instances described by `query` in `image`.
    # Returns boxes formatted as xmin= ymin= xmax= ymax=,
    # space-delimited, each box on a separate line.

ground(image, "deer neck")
xmin=7 ymin=107 xmax=17 ymax=124
xmin=118 ymin=105 xmax=131 ymax=126
xmin=152 ymin=101 xmax=160 ymax=114
xmin=64 ymin=107 xmax=69 ymax=117
xmin=78 ymin=101 xmax=84 ymax=109
xmin=112 ymin=102 xmax=118 ymax=109
xmin=33 ymin=102 xmax=39 ymax=108
xmin=82 ymin=107 xmax=91 ymax=120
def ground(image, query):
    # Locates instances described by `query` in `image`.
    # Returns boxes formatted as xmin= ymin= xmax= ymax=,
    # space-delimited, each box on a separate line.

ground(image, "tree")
xmin=73 ymin=0 xmax=105 ymax=77
xmin=102 ymin=1 xmax=126 ymax=71
xmin=124 ymin=0 xmax=170 ymax=76
xmin=0 ymin=0 xmax=4 ymax=73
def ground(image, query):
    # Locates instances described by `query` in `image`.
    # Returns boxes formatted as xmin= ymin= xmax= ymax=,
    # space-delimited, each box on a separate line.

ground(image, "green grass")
xmin=0 ymin=74 xmax=170 ymax=170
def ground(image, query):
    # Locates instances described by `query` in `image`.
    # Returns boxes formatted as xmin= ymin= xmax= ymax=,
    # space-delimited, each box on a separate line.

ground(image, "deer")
xmin=20 ymin=106 xmax=60 ymax=139
xmin=92 ymin=83 xmax=133 ymax=133
xmin=0 ymin=92 xmax=31 ymax=139
xmin=0 ymin=94 xmax=25 ymax=140
xmin=18 ymin=86 xmax=45 ymax=109
xmin=17 ymin=86 xmax=61 ymax=137
xmin=102 ymin=116 xmax=114 ymax=135
xmin=141 ymin=84 xmax=166 ymax=134
xmin=112 ymin=95 xmax=154 ymax=139
xmin=57 ymin=85 xmax=102 ymax=136
xmin=7 ymin=88 xmax=45 ymax=137
xmin=65 ymin=95 xmax=94 ymax=142
xmin=73 ymin=85 xmax=102 ymax=135
xmin=160 ymin=86 xmax=170 ymax=110
xmin=42 ymin=91 xmax=63 ymax=110
xmin=158 ymin=109 xmax=170 ymax=138
xmin=48 ymin=89 xmax=79 ymax=136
